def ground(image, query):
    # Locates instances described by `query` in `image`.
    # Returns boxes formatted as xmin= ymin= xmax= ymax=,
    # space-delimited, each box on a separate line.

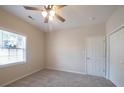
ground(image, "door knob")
xmin=86 ymin=57 xmax=90 ymax=60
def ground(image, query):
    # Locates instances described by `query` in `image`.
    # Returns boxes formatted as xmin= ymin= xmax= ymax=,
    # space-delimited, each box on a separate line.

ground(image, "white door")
xmin=86 ymin=36 xmax=105 ymax=77
xmin=109 ymin=28 xmax=124 ymax=86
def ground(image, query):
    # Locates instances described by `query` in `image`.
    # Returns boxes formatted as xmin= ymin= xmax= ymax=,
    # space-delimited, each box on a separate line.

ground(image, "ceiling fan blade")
xmin=24 ymin=6 xmax=42 ymax=11
xmin=48 ymin=5 xmax=50 ymax=9
xmin=55 ymin=5 xmax=67 ymax=9
xmin=44 ymin=15 xmax=49 ymax=23
xmin=51 ymin=5 xmax=54 ymax=9
xmin=55 ymin=13 xmax=65 ymax=22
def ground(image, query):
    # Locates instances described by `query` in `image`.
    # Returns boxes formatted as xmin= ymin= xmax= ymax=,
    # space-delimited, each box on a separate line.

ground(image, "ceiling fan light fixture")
xmin=42 ymin=11 xmax=47 ymax=17
xmin=50 ymin=10 xmax=55 ymax=16
xmin=24 ymin=5 xmax=66 ymax=23
xmin=49 ymin=16 xmax=53 ymax=21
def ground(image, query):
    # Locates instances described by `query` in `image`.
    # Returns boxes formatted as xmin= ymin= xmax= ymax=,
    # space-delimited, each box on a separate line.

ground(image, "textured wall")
xmin=0 ymin=9 xmax=45 ymax=86
xmin=45 ymin=24 xmax=105 ymax=74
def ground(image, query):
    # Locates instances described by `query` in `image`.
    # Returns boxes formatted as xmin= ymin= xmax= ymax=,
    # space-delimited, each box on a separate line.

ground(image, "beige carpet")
xmin=6 ymin=69 xmax=116 ymax=87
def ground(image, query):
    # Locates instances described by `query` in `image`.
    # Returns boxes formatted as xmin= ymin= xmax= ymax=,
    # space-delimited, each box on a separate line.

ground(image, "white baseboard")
xmin=45 ymin=67 xmax=86 ymax=75
xmin=0 ymin=68 xmax=43 ymax=87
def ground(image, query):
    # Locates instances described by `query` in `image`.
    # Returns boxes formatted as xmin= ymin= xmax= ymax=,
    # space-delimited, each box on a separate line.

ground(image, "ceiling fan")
xmin=23 ymin=5 xmax=67 ymax=23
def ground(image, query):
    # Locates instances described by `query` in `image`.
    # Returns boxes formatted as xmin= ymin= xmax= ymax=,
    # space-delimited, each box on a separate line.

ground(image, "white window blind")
xmin=0 ymin=29 xmax=26 ymax=66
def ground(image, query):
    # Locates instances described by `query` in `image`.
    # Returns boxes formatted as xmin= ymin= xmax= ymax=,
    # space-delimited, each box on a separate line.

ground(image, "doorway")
xmin=86 ymin=36 xmax=105 ymax=77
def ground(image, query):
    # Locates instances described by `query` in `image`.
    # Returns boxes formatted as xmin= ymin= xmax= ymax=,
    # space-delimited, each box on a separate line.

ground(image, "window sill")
xmin=0 ymin=61 xmax=26 ymax=69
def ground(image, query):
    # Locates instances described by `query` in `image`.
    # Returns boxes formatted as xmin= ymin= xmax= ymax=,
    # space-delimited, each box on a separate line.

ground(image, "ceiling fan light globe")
xmin=50 ymin=10 xmax=55 ymax=16
xmin=49 ymin=16 xmax=53 ymax=21
xmin=42 ymin=11 xmax=47 ymax=17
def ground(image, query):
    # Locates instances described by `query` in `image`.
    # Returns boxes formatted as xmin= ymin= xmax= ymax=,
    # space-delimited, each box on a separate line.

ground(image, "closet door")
xmin=86 ymin=36 xmax=105 ymax=77
xmin=109 ymin=28 xmax=124 ymax=86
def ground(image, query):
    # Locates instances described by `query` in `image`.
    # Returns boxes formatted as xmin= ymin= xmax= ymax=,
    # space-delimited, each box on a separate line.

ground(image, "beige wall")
xmin=106 ymin=6 xmax=124 ymax=34
xmin=46 ymin=24 xmax=105 ymax=73
xmin=0 ymin=9 xmax=45 ymax=86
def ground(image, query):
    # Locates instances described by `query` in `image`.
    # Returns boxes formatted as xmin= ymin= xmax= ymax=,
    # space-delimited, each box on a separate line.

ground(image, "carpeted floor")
xmin=6 ymin=69 xmax=116 ymax=87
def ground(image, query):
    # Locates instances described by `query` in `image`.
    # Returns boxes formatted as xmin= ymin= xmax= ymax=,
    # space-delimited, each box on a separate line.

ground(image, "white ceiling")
xmin=0 ymin=5 xmax=117 ymax=32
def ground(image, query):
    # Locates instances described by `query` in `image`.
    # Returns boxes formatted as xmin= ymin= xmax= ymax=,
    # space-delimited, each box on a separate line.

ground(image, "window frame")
xmin=0 ymin=27 xmax=27 ymax=68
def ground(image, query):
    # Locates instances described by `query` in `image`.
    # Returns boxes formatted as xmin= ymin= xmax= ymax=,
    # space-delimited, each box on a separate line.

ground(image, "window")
xmin=0 ymin=29 xmax=26 ymax=66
